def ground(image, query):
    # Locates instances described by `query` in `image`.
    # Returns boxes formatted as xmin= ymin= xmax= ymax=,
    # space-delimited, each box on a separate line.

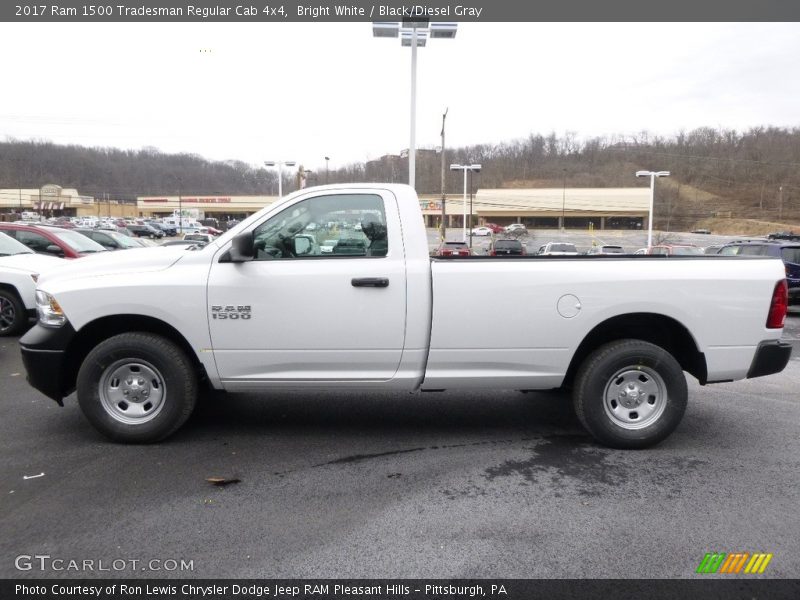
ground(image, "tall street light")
xmin=265 ymin=160 xmax=296 ymax=198
xmin=450 ymin=163 xmax=481 ymax=241
xmin=373 ymin=20 xmax=457 ymax=190
xmin=324 ymin=156 xmax=330 ymax=184
xmin=636 ymin=170 xmax=670 ymax=249
xmin=561 ymin=168 xmax=567 ymax=231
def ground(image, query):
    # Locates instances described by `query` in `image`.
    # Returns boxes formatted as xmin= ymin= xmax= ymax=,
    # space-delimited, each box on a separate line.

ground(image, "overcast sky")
xmin=1 ymin=22 xmax=798 ymax=173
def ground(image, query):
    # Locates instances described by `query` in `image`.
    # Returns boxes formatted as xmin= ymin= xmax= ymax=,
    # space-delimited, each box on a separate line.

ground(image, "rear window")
xmin=443 ymin=242 xmax=468 ymax=249
xmin=603 ymin=246 xmax=624 ymax=253
xmin=495 ymin=240 xmax=522 ymax=249
xmin=549 ymin=243 xmax=577 ymax=252
xmin=781 ymin=247 xmax=800 ymax=264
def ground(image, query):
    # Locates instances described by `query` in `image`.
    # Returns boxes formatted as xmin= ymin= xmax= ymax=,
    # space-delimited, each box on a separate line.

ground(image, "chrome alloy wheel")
xmin=98 ymin=359 xmax=166 ymax=425
xmin=603 ymin=366 xmax=667 ymax=430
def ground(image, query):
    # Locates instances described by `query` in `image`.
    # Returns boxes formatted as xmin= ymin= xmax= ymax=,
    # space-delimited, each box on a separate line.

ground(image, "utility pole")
xmin=779 ymin=185 xmax=783 ymax=221
xmin=440 ymin=108 xmax=448 ymax=240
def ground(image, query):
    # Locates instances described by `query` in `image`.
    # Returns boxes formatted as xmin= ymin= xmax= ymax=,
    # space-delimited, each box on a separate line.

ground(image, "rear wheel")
xmin=573 ymin=339 xmax=687 ymax=449
xmin=0 ymin=289 xmax=27 ymax=336
xmin=76 ymin=332 xmax=197 ymax=443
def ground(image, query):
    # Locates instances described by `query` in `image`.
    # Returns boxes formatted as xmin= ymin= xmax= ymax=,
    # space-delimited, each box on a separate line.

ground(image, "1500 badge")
xmin=211 ymin=305 xmax=252 ymax=320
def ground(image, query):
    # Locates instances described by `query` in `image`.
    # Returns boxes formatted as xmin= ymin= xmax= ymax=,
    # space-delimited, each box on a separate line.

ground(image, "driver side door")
xmin=207 ymin=190 xmax=407 ymax=387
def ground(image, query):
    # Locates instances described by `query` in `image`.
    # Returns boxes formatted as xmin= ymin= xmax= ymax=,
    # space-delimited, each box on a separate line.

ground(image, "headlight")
xmin=35 ymin=290 xmax=67 ymax=327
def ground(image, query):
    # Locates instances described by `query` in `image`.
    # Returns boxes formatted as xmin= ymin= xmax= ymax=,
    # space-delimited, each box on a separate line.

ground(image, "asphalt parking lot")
xmin=1 ymin=310 xmax=798 ymax=579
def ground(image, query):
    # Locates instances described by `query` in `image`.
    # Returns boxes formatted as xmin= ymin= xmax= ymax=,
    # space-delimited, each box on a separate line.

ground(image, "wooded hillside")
xmin=2 ymin=125 xmax=799 ymax=229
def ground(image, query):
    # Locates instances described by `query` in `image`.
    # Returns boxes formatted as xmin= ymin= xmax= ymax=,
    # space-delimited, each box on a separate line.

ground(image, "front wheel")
xmin=573 ymin=339 xmax=687 ymax=449
xmin=76 ymin=332 xmax=198 ymax=443
xmin=0 ymin=289 xmax=27 ymax=336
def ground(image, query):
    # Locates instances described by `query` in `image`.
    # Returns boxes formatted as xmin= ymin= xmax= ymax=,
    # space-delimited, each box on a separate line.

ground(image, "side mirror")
xmin=222 ymin=231 xmax=255 ymax=263
xmin=293 ymin=236 xmax=312 ymax=255
xmin=45 ymin=245 xmax=64 ymax=256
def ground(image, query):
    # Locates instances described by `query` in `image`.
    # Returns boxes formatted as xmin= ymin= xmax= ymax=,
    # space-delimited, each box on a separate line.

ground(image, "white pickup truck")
xmin=19 ymin=184 xmax=792 ymax=448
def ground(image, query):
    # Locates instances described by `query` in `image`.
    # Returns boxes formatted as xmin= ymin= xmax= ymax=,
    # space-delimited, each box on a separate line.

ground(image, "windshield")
xmin=0 ymin=231 xmax=34 ymax=256
xmin=50 ymin=228 xmax=107 ymax=253
xmin=107 ymin=231 xmax=142 ymax=248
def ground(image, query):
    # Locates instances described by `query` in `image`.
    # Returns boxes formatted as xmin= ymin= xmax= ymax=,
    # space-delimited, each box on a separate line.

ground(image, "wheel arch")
xmin=62 ymin=314 xmax=209 ymax=397
xmin=563 ymin=312 xmax=707 ymax=387
xmin=0 ymin=282 xmax=23 ymax=301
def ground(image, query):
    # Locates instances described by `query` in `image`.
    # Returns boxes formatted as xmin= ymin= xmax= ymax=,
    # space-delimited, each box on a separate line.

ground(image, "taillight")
xmin=490 ymin=250 xmax=496 ymax=256
xmin=766 ymin=280 xmax=788 ymax=328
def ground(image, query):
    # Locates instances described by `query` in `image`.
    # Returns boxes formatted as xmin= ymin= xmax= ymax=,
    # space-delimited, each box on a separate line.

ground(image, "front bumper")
xmin=19 ymin=322 xmax=77 ymax=405
xmin=746 ymin=340 xmax=793 ymax=379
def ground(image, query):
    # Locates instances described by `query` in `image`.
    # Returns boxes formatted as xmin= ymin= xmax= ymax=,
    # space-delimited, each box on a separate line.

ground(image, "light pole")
xmin=450 ymin=163 xmax=481 ymax=241
xmin=636 ymin=170 xmax=670 ymax=249
xmin=561 ymin=168 xmax=567 ymax=231
xmin=373 ymin=21 xmax=457 ymax=190
xmin=440 ymin=107 xmax=448 ymax=240
xmin=264 ymin=160 xmax=296 ymax=198
xmin=324 ymin=156 xmax=330 ymax=184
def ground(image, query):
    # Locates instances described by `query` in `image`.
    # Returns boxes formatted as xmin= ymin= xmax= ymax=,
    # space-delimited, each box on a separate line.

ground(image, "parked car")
xmin=505 ymin=223 xmax=528 ymax=234
xmin=161 ymin=239 xmax=206 ymax=248
xmin=649 ymin=244 xmax=704 ymax=256
xmin=0 ymin=232 xmax=63 ymax=335
xmin=718 ymin=240 xmax=800 ymax=304
xmin=470 ymin=226 xmax=493 ymax=237
xmin=586 ymin=245 xmax=625 ymax=255
xmin=434 ymin=241 xmax=471 ymax=257
xmin=182 ymin=233 xmax=215 ymax=245
xmin=320 ymin=239 xmax=340 ymax=254
xmin=127 ymin=224 xmax=165 ymax=239
xmin=691 ymin=229 xmax=711 ymax=234
xmin=537 ymin=242 xmax=579 ymax=256
xmin=489 ymin=239 xmax=525 ymax=256
xmin=75 ymin=228 xmax=144 ymax=251
xmin=484 ymin=222 xmax=505 ymax=234
xmin=0 ymin=223 xmax=107 ymax=258
xmin=146 ymin=221 xmax=177 ymax=236
xmin=767 ymin=231 xmax=800 ymax=241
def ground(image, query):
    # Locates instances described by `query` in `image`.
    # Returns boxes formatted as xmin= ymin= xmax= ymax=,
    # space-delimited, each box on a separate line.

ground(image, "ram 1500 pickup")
xmin=19 ymin=184 xmax=793 ymax=448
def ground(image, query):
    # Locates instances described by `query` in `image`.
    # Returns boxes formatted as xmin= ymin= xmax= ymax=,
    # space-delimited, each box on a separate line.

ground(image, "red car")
xmin=484 ymin=222 xmax=505 ymax=234
xmin=434 ymin=241 xmax=471 ymax=256
xmin=0 ymin=223 xmax=107 ymax=259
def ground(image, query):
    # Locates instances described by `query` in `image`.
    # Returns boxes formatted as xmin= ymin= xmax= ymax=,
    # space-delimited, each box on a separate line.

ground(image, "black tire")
xmin=573 ymin=339 xmax=687 ymax=449
xmin=76 ymin=332 xmax=198 ymax=443
xmin=0 ymin=288 xmax=27 ymax=337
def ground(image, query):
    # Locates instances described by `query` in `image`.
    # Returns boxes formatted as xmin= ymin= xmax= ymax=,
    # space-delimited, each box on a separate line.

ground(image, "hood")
xmin=38 ymin=246 xmax=190 ymax=286
xmin=0 ymin=253 xmax=64 ymax=275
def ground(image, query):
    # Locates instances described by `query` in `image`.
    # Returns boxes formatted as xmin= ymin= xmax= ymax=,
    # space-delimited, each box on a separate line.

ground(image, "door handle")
xmin=351 ymin=277 xmax=389 ymax=288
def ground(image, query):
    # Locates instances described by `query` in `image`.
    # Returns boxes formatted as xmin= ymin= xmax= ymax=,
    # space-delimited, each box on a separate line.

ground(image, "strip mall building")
xmin=1 ymin=185 xmax=650 ymax=230
xmin=137 ymin=187 xmax=650 ymax=230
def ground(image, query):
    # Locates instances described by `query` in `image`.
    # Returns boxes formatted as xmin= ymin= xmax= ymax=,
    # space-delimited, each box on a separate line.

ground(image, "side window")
xmin=650 ymin=247 xmax=665 ymax=255
xmin=252 ymin=194 xmax=388 ymax=260
xmin=16 ymin=230 xmax=52 ymax=252
xmin=737 ymin=245 xmax=766 ymax=256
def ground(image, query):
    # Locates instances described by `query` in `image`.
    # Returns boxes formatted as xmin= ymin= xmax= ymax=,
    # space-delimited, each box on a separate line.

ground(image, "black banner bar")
xmin=3 ymin=1 xmax=800 ymax=23
xmin=3 ymin=579 xmax=800 ymax=600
